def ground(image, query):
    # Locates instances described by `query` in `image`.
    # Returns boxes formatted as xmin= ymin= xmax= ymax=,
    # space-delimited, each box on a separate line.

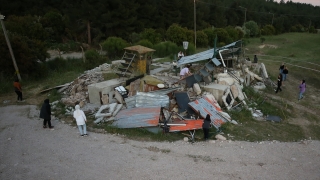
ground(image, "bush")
xmin=101 ymin=37 xmax=128 ymax=59
xmin=136 ymin=39 xmax=154 ymax=49
xmin=46 ymin=57 xmax=67 ymax=72
xmin=83 ymin=49 xmax=106 ymax=70
xmin=154 ymin=41 xmax=179 ymax=58
xmin=261 ymin=25 xmax=275 ymax=35
xmin=244 ymin=21 xmax=260 ymax=37
xmin=213 ymin=28 xmax=230 ymax=46
xmin=140 ymin=28 xmax=162 ymax=44
xmin=196 ymin=31 xmax=208 ymax=48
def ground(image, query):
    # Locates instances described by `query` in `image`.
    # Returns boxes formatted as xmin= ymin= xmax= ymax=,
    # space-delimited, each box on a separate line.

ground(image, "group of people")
xmin=275 ymin=62 xmax=306 ymax=101
xmin=39 ymin=98 xmax=88 ymax=136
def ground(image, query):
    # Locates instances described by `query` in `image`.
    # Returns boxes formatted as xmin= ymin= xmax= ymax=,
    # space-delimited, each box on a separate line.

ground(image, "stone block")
xmin=203 ymin=84 xmax=229 ymax=105
xmin=88 ymin=79 xmax=124 ymax=105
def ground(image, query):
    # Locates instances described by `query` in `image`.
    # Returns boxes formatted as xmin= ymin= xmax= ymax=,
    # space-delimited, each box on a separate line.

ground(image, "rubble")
xmin=48 ymin=40 xmax=280 ymax=142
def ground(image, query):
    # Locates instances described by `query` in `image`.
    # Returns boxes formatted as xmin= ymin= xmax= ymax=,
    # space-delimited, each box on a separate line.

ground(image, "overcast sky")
xmin=276 ymin=0 xmax=320 ymax=6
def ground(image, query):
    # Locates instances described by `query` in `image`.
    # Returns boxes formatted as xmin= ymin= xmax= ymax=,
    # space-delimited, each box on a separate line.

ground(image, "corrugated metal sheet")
xmin=177 ymin=40 xmax=242 ymax=65
xmin=168 ymin=119 xmax=203 ymax=132
xmin=188 ymin=98 xmax=227 ymax=129
xmin=147 ymin=87 xmax=179 ymax=95
xmin=178 ymin=48 xmax=214 ymax=65
xmin=124 ymin=92 xmax=169 ymax=109
xmin=113 ymin=106 xmax=161 ymax=128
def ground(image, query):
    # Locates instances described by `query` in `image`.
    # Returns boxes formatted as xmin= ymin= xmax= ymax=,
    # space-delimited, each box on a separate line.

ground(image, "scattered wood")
xmin=40 ymin=83 xmax=71 ymax=93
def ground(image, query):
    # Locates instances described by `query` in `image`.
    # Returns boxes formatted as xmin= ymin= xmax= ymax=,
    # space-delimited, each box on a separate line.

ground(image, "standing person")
xmin=13 ymin=79 xmax=24 ymax=102
xmin=40 ymin=99 xmax=54 ymax=129
xmin=253 ymin=55 xmax=258 ymax=63
xmin=178 ymin=51 xmax=184 ymax=60
xmin=73 ymin=105 xmax=88 ymax=137
xmin=179 ymin=64 xmax=191 ymax=79
xmin=282 ymin=66 xmax=288 ymax=81
xmin=279 ymin=62 xmax=285 ymax=73
xmin=275 ymin=73 xmax=282 ymax=93
xmin=298 ymin=80 xmax=306 ymax=101
xmin=202 ymin=114 xmax=211 ymax=140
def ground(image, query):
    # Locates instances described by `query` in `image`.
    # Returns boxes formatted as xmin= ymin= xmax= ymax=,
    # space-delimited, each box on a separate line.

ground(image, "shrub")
xmin=261 ymin=25 xmax=275 ymax=35
xmin=136 ymin=39 xmax=154 ymax=49
xmin=83 ymin=49 xmax=105 ymax=70
xmin=154 ymin=41 xmax=179 ymax=58
xmin=196 ymin=31 xmax=208 ymax=48
xmin=140 ymin=28 xmax=162 ymax=44
xmin=101 ymin=37 xmax=128 ymax=59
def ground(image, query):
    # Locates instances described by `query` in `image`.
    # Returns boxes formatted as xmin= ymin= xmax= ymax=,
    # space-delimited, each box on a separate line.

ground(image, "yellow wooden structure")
xmin=122 ymin=45 xmax=155 ymax=75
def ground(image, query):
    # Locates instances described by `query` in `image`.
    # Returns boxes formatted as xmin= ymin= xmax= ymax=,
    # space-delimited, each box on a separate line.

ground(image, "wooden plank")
xmin=39 ymin=83 xmax=71 ymax=93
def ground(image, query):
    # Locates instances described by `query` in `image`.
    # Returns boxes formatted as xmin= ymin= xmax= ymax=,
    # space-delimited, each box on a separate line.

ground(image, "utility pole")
xmin=239 ymin=6 xmax=247 ymax=26
xmin=0 ymin=14 xmax=21 ymax=81
xmin=194 ymin=0 xmax=196 ymax=49
xmin=269 ymin=12 xmax=274 ymax=25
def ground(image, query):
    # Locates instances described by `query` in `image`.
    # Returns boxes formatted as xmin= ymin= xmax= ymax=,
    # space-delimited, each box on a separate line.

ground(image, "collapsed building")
xmin=55 ymin=42 xmax=277 ymax=141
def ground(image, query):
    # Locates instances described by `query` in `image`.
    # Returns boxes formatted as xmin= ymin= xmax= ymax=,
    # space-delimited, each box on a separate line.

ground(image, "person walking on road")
xmin=298 ymin=80 xmax=306 ymax=101
xmin=40 ymin=99 xmax=54 ymax=129
xmin=13 ymin=79 xmax=24 ymax=102
xmin=73 ymin=105 xmax=88 ymax=137
xmin=275 ymin=74 xmax=282 ymax=93
xmin=282 ymin=66 xmax=288 ymax=81
xmin=202 ymin=114 xmax=211 ymax=140
xmin=279 ymin=62 xmax=285 ymax=73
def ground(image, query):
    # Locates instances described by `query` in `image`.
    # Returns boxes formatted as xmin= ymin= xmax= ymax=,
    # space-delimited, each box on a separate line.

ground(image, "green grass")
xmin=223 ymin=110 xmax=305 ymax=142
xmin=155 ymin=57 xmax=172 ymax=63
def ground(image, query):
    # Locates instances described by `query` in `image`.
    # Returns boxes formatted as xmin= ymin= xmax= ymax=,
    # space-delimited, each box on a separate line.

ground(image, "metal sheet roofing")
xmin=124 ymin=45 xmax=155 ymax=54
xmin=168 ymin=119 xmax=203 ymax=132
xmin=125 ymin=92 xmax=169 ymax=109
xmin=177 ymin=40 xmax=242 ymax=65
xmin=188 ymin=98 xmax=227 ymax=129
xmin=113 ymin=106 xmax=161 ymax=128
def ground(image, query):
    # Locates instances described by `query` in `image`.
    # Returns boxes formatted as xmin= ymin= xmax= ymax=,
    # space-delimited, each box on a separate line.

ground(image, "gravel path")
xmin=1 ymin=105 xmax=319 ymax=180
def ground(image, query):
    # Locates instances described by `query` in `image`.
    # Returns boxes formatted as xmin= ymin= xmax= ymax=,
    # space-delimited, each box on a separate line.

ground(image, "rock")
xmin=79 ymin=101 xmax=85 ymax=107
xmin=101 ymin=94 xmax=109 ymax=105
xmin=215 ymin=134 xmax=227 ymax=141
xmin=183 ymin=137 xmax=189 ymax=142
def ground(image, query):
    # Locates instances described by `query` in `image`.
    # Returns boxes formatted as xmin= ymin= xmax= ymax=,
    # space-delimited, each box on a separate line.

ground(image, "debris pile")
xmin=48 ymin=41 xmax=281 ymax=142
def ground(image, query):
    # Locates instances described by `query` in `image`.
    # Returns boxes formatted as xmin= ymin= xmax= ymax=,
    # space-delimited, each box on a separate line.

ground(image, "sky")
xmin=275 ymin=0 xmax=320 ymax=6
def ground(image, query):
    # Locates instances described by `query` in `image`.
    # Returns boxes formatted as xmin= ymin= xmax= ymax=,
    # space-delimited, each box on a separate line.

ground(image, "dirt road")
xmin=1 ymin=105 xmax=319 ymax=180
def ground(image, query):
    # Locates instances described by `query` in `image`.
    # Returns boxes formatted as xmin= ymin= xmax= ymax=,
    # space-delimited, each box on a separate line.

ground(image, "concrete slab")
xmin=88 ymin=79 xmax=124 ymax=105
xmin=203 ymin=84 xmax=229 ymax=105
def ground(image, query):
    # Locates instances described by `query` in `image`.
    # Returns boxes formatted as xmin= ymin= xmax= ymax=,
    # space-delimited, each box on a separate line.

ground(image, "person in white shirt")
xmin=178 ymin=51 xmax=184 ymax=59
xmin=73 ymin=105 xmax=88 ymax=136
xmin=180 ymin=64 xmax=191 ymax=79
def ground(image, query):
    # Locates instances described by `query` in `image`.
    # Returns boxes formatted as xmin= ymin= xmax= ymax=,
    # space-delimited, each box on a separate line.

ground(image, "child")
xmin=73 ymin=105 xmax=88 ymax=136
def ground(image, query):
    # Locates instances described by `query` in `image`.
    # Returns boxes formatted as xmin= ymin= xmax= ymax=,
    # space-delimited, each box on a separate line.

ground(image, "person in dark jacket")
xmin=202 ymin=114 xmax=211 ymax=140
xmin=282 ymin=66 xmax=288 ymax=81
xmin=40 ymin=99 xmax=54 ymax=129
xmin=275 ymin=73 xmax=282 ymax=93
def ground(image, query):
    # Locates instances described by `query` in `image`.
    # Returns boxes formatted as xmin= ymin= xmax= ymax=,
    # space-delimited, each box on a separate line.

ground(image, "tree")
xmin=166 ymin=24 xmax=191 ymax=46
xmin=40 ymin=11 xmax=66 ymax=43
xmin=101 ymin=37 xmax=128 ymax=58
xmin=244 ymin=21 xmax=260 ymax=37
xmin=140 ymin=28 xmax=162 ymax=45
xmin=196 ymin=31 xmax=208 ymax=48
xmin=261 ymin=25 xmax=275 ymax=35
